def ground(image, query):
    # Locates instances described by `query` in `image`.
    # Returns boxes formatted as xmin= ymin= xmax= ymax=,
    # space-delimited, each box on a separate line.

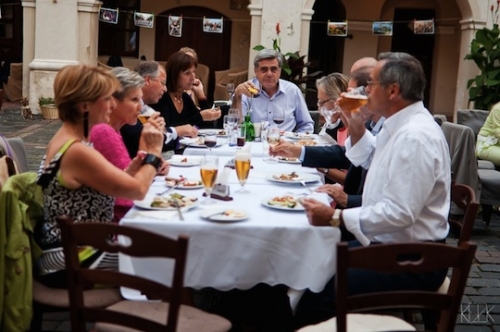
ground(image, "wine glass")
xmin=200 ymin=155 xmax=219 ymax=205
xmin=265 ymin=127 xmax=280 ymax=163
xmin=228 ymin=107 xmax=240 ymax=124
xmin=234 ymin=151 xmax=251 ymax=193
xmin=227 ymin=83 xmax=235 ymax=104
xmin=273 ymin=109 xmax=285 ymax=126
xmin=204 ymin=131 xmax=217 ymax=154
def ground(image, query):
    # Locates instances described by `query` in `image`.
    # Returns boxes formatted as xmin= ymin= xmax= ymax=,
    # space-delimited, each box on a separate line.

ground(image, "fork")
xmin=173 ymin=198 xmax=185 ymax=221
xmin=298 ymin=180 xmax=315 ymax=194
xmin=156 ymin=183 xmax=179 ymax=196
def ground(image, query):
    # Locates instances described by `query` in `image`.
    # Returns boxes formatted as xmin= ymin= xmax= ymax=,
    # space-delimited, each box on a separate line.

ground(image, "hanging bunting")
xmin=203 ymin=17 xmax=223 ymax=33
xmin=99 ymin=8 xmax=119 ymax=24
xmin=134 ymin=12 xmax=154 ymax=29
xmin=372 ymin=21 xmax=393 ymax=36
xmin=414 ymin=19 xmax=435 ymax=34
xmin=327 ymin=20 xmax=348 ymax=37
xmin=169 ymin=15 xmax=183 ymax=37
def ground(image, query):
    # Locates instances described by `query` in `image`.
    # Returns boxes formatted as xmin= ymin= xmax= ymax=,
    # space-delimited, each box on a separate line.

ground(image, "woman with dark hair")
xmin=152 ymin=51 xmax=220 ymax=128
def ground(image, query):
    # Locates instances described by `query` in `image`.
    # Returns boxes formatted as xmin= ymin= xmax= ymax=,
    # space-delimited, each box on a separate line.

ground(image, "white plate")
xmin=261 ymin=196 xmax=305 ymax=211
xmin=179 ymin=137 xmax=226 ymax=148
xmin=134 ymin=193 xmax=199 ymax=211
xmin=283 ymin=132 xmax=317 ymax=140
xmin=169 ymin=160 xmax=196 ymax=167
xmin=277 ymin=157 xmax=301 ymax=164
xmin=198 ymin=129 xmax=227 ymax=137
xmin=266 ymin=173 xmax=320 ymax=184
xmin=165 ymin=179 xmax=203 ymax=190
xmin=199 ymin=208 xmax=249 ymax=222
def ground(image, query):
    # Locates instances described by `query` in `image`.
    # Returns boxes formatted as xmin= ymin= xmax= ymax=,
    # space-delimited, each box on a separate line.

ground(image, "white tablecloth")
xmin=184 ymin=141 xmax=268 ymax=157
xmin=119 ymin=157 xmax=340 ymax=305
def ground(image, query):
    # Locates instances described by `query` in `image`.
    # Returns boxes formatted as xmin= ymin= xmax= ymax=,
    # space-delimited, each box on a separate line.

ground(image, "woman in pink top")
xmin=91 ymin=67 xmax=170 ymax=222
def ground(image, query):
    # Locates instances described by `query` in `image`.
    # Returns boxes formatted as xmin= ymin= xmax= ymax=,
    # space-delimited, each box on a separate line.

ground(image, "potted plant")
xmin=465 ymin=3 xmax=500 ymax=110
xmin=38 ymin=97 xmax=58 ymax=120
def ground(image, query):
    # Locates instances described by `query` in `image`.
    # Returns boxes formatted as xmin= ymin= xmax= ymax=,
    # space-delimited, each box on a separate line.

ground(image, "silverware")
xmin=204 ymin=210 xmax=227 ymax=219
xmin=298 ymin=179 xmax=315 ymax=194
xmin=173 ymin=198 xmax=184 ymax=221
xmin=156 ymin=183 xmax=179 ymax=196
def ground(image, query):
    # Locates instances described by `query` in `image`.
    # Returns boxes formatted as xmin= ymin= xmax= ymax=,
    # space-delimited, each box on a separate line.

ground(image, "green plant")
xmin=38 ymin=97 xmax=55 ymax=106
xmin=465 ymin=3 xmax=500 ymax=110
xmin=253 ymin=23 xmax=322 ymax=91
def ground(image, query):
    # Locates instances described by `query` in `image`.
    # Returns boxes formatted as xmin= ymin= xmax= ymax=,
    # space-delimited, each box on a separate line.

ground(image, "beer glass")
xmin=200 ymin=155 xmax=219 ymax=205
xmin=338 ymin=86 xmax=368 ymax=113
xmin=234 ymin=151 xmax=251 ymax=193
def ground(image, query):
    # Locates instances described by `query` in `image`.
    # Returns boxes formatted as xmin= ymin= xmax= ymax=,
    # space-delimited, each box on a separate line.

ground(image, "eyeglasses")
xmin=151 ymin=77 xmax=166 ymax=87
xmin=317 ymin=98 xmax=333 ymax=107
xmin=258 ymin=66 xmax=280 ymax=74
xmin=367 ymin=80 xmax=383 ymax=87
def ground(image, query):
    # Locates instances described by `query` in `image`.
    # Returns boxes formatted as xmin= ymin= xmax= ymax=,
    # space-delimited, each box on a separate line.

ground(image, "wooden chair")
xmin=56 ymin=216 xmax=231 ymax=332
xmin=298 ymin=241 xmax=477 ymax=332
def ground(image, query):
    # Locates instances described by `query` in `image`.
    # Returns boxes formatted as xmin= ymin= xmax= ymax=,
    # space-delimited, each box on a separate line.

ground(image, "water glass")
xmin=253 ymin=122 xmax=262 ymax=142
xmin=237 ymin=125 xmax=246 ymax=147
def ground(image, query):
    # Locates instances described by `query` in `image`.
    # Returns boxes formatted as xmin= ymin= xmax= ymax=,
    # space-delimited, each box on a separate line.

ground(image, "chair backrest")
xmin=196 ymin=63 xmax=210 ymax=97
xmin=56 ymin=216 xmax=190 ymax=332
xmin=456 ymin=109 xmax=489 ymax=139
xmin=450 ymin=183 xmax=480 ymax=245
xmin=335 ymin=241 xmax=477 ymax=332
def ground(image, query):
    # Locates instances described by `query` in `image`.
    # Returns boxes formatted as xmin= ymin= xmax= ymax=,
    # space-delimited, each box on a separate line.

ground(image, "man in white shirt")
xmin=294 ymin=52 xmax=450 ymax=327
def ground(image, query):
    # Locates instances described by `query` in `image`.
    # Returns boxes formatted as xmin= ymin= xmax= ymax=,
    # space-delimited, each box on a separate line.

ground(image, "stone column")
xmin=26 ymin=0 xmax=101 ymax=113
xmin=247 ymin=1 xmax=263 ymax=75
xmin=21 ymin=0 xmax=35 ymax=102
xmin=454 ymin=19 xmax=486 ymax=118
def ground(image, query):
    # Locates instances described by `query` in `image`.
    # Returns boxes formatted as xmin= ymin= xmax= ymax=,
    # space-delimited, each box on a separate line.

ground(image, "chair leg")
xmin=482 ymin=204 xmax=493 ymax=226
xmin=422 ymin=309 xmax=438 ymax=331
xmin=30 ymin=301 xmax=44 ymax=332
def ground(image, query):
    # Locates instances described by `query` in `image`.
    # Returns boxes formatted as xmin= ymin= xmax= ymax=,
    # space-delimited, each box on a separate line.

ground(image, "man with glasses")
xmin=294 ymin=52 xmax=450 ymax=328
xmin=121 ymin=60 xmax=198 ymax=158
xmin=232 ymin=49 xmax=314 ymax=133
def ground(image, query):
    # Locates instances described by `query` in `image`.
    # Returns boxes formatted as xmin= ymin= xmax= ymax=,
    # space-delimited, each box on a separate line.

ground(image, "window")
xmin=98 ymin=0 xmax=140 ymax=57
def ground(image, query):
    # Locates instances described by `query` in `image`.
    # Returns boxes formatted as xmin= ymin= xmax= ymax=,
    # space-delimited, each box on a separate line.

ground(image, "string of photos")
xmin=99 ymin=7 xmax=437 ymax=37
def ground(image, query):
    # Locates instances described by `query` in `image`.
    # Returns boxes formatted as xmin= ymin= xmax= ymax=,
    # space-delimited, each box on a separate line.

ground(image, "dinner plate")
xmin=199 ymin=208 xmax=249 ymax=222
xmin=277 ymin=157 xmax=301 ymax=164
xmin=165 ymin=179 xmax=203 ymax=190
xmin=282 ymin=132 xmax=318 ymax=140
xmin=266 ymin=173 xmax=320 ymax=184
xmin=198 ymin=129 xmax=227 ymax=137
xmin=169 ymin=160 xmax=196 ymax=167
xmin=261 ymin=197 xmax=305 ymax=211
xmin=169 ymin=155 xmax=202 ymax=166
xmin=134 ymin=194 xmax=199 ymax=211
xmin=179 ymin=137 xmax=226 ymax=148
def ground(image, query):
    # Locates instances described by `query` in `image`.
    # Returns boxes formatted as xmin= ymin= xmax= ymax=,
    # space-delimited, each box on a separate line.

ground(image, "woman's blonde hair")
xmin=316 ymin=72 xmax=349 ymax=100
xmin=54 ymin=65 xmax=120 ymax=123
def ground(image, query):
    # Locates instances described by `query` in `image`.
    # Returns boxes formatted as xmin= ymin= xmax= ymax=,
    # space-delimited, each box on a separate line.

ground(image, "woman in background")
xmin=90 ymin=66 xmax=169 ymax=223
xmin=34 ymin=64 xmax=164 ymax=288
xmin=477 ymin=102 xmax=500 ymax=168
xmin=152 ymin=51 xmax=220 ymax=128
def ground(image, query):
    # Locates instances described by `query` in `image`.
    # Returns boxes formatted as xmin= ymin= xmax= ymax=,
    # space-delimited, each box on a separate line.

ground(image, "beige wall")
xmin=140 ymin=0 xmax=251 ymax=68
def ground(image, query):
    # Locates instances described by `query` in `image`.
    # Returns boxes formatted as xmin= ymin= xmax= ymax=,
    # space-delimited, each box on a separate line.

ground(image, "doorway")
xmin=391 ymin=8 xmax=435 ymax=108
xmin=307 ymin=0 xmax=346 ymax=109
xmin=155 ymin=6 xmax=231 ymax=102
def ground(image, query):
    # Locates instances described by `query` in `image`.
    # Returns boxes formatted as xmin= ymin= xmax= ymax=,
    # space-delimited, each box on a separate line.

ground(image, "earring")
xmin=83 ymin=111 xmax=89 ymax=139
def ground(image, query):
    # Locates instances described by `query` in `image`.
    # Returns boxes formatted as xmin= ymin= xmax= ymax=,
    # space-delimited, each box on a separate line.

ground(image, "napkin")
xmin=216 ymin=167 xmax=231 ymax=185
xmin=317 ymin=128 xmax=337 ymax=145
xmin=129 ymin=210 xmax=178 ymax=221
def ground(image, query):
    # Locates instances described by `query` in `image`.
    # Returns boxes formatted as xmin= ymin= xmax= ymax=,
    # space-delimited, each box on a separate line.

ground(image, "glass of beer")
xmin=338 ymin=86 xmax=368 ymax=113
xmin=137 ymin=107 xmax=155 ymax=124
xmin=235 ymin=151 xmax=251 ymax=193
xmin=200 ymin=155 xmax=219 ymax=205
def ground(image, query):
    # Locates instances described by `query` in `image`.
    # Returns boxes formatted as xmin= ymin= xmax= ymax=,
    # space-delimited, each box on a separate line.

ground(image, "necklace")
xmin=171 ymin=93 xmax=182 ymax=104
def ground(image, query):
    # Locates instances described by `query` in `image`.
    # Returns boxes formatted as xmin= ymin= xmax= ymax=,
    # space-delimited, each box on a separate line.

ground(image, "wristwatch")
xmin=322 ymin=168 xmax=329 ymax=175
xmin=330 ymin=209 xmax=341 ymax=227
xmin=141 ymin=153 xmax=162 ymax=171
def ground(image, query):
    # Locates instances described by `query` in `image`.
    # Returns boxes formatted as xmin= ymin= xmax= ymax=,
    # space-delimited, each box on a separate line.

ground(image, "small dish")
xmin=199 ymin=208 xmax=249 ymax=222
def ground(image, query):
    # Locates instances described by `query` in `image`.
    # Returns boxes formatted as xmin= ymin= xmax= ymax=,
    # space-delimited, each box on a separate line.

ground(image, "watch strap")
xmin=141 ymin=153 xmax=162 ymax=171
xmin=330 ymin=209 xmax=341 ymax=227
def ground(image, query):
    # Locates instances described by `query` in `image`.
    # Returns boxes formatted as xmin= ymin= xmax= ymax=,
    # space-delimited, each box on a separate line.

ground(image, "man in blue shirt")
xmin=232 ymin=49 xmax=314 ymax=133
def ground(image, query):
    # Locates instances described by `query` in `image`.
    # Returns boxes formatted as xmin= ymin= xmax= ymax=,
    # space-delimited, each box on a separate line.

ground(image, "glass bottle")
xmin=243 ymin=113 xmax=255 ymax=142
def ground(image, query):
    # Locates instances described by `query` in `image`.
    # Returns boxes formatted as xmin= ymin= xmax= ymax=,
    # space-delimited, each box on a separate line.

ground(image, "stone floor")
xmin=1 ymin=102 xmax=500 ymax=331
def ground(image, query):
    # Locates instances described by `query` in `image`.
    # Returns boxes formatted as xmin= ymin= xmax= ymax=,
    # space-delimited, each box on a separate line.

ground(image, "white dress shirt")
xmin=343 ymin=102 xmax=450 ymax=246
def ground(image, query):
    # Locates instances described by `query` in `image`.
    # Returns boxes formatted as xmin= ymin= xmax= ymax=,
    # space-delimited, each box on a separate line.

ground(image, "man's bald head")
xmin=350 ymin=57 xmax=377 ymax=74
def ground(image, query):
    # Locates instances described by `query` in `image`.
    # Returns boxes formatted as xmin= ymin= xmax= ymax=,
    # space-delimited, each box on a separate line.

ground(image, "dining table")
xmin=119 ymin=145 xmax=341 ymax=310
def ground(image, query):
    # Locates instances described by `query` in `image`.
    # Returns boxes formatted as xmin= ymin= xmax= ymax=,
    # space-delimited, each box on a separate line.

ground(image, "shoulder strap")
xmin=37 ymin=139 xmax=78 ymax=188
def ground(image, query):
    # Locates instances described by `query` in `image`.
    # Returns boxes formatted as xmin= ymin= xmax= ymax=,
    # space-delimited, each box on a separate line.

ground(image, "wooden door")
xmin=155 ymin=6 xmax=231 ymax=102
